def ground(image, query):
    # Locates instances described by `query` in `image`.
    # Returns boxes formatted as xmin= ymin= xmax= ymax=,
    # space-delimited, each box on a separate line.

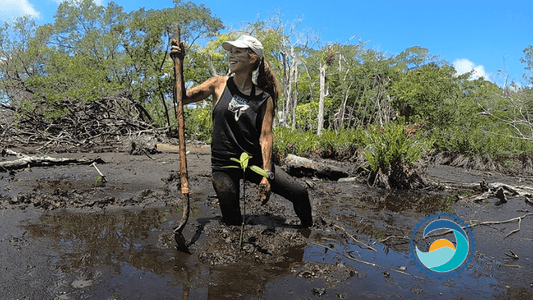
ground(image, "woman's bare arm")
xmin=171 ymin=40 xmax=226 ymax=106
xmin=183 ymin=76 xmax=227 ymax=105
xmin=258 ymin=97 xmax=274 ymax=203
xmin=259 ymin=97 xmax=274 ymax=172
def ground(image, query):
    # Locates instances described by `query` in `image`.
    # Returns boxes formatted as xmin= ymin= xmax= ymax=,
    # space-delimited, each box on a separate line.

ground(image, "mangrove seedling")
xmin=223 ymin=152 xmax=269 ymax=249
xmin=94 ymin=175 xmax=102 ymax=187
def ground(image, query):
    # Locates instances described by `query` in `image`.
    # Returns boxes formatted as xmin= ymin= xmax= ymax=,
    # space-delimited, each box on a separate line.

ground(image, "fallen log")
xmin=1 ymin=149 xmax=105 ymax=171
xmin=282 ymin=154 xmax=350 ymax=180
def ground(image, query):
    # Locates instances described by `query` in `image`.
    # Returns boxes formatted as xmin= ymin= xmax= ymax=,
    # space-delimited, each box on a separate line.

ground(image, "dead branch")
xmin=372 ymin=235 xmax=411 ymax=245
xmin=481 ymin=89 xmax=533 ymax=141
xmin=505 ymin=249 xmax=519 ymax=259
xmin=310 ymin=242 xmax=426 ymax=280
xmin=0 ymin=149 xmax=105 ymax=171
xmin=505 ymin=218 xmax=522 ymax=238
xmin=469 ymin=213 xmax=533 ymax=239
xmin=419 ymin=213 xmax=533 ymax=241
xmin=0 ymin=93 xmax=163 ymax=150
xmin=333 ymin=224 xmax=377 ymax=252
xmin=455 ymin=181 xmax=533 ymax=203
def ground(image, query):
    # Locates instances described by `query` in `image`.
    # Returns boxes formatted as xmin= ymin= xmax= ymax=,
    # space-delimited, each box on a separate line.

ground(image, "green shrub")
xmin=318 ymin=129 xmax=362 ymax=151
xmin=433 ymin=123 xmax=533 ymax=159
xmin=273 ymin=126 xmax=319 ymax=155
xmin=361 ymin=122 xmax=429 ymax=172
xmin=273 ymin=127 xmax=361 ymax=156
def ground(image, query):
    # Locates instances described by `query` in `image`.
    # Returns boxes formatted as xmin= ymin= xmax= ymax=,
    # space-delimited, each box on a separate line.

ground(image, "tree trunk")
xmin=336 ymin=82 xmax=353 ymax=129
xmin=291 ymin=59 xmax=298 ymax=129
xmin=318 ymin=64 xmax=326 ymax=135
xmin=280 ymin=50 xmax=289 ymax=127
xmin=158 ymin=90 xmax=171 ymax=128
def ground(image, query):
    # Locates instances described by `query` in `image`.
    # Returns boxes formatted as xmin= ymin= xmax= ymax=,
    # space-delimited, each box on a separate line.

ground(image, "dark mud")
xmin=1 ymin=146 xmax=533 ymax=299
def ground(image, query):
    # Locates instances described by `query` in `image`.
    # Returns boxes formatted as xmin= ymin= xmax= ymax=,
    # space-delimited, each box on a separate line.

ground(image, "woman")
xmin=171 ymin=35 xmax=312 ymax=228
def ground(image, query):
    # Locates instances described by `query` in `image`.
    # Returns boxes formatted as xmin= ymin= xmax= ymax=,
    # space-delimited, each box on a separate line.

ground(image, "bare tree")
xmin=483 ymin=88 xmax=533 ymax=141
xmin=290 ymin=53 xmax=299 ymax=129
xmin=317 ymin=64 xmax=326 ymax=135
xmin=317 ymin=48 xmax=335 ymax=135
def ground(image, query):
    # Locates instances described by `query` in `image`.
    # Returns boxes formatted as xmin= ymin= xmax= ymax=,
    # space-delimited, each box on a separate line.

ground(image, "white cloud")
xmin=453 ymin=58 xmax=489 ymax=80
xmin=0 ymin=0 xmax=40 ymax=20
xmin=51 ymin=0 xmax=106 ymax=5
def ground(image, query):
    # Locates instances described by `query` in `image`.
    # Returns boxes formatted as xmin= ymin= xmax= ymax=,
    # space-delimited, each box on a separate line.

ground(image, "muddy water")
xmin=1 ymin=151 xmax=533 ymax=299
xmin=3 ymin=197 xmax=527 ymax=299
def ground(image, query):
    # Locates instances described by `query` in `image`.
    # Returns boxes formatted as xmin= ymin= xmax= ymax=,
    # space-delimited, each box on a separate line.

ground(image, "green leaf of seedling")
xmin=240 ymin=152 xmax=251 ymax=170
xmin=94 ymin=176 xmax=101 ymax=186
xmin=250 ymin=165 xmax=269 ymax=178
xmin=221 ymin=165 xmax=240 ymax=169
xmin=225 ymin=152 xmax=254 ymax=171
xmin=240 ymin=152 xmax=250 ymax=161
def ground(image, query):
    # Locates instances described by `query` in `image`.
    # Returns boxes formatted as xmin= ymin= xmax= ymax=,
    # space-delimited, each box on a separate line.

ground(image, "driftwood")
xmin=1 ymin=149 xmax=105 ymax=171
xmin=282 ymin=154 xmax=350 ymax=180
xmin=469 ymin=212 xmax=533 ymax=239
xmin=310 ymin=242 xmax=425 ymax=280
xmin=420 ymin=213 xmax=533 ymax=242
xmin=457 ymin=180 xmax=533 ymax=205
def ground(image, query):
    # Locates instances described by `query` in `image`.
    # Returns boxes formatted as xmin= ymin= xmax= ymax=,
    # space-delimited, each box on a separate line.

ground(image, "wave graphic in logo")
xmin=411 ymin=213 xmax=474 ymax=277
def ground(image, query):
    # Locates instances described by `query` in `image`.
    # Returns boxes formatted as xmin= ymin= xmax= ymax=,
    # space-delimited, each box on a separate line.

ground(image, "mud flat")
xmin=1 ymin=147 xmax=532 ymax=299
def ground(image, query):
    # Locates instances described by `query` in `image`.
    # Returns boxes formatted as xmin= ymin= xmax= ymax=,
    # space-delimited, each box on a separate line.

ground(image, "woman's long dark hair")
xmin=249 ymin=51 xmax=280 ymax=112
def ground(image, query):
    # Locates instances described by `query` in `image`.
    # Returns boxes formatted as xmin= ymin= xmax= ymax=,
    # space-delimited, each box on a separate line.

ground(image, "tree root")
xmin=367 ymin=162 xmax=427 ymax=190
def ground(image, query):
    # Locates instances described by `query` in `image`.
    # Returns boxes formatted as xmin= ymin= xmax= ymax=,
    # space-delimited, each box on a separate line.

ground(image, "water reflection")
xmin=22 ymin=208 xmax=306 ymax=299
xmin=20 ymin=206 xmax=509 ymax=299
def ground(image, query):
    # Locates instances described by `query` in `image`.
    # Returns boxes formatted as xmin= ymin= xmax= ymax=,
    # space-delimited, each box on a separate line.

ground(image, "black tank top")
xmin=211 ymin=77 xmax=270 ymax=170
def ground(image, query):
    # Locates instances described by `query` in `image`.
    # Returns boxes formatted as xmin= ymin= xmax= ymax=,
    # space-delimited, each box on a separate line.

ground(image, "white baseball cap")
xmin=222 ymin=35 xmax=264 ymax=59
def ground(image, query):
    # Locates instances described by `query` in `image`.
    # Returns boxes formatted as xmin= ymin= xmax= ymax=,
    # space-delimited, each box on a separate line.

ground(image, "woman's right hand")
xmin=170 ymin=40 xmax=185 ymax=60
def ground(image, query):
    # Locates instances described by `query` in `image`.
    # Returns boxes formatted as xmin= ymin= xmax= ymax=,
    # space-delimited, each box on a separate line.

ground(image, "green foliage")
xmin=295 ymin=99 xmax=334 ymax=129
xmin=273 ymin=127 xmax=361 ymax=156
xmin=2 ymin=2 xmax=533 ymax=165
xmin=390 ymin=63 xmax=468 ymax=129
xmin=433 ymin=122 xmax=533 ymax=159
xmin=185 ymin=104 xmax=213 ymax=141
xmin=361 ymin=122 xmax=429 ymax=173
xmin=318 ymin=129 xmax=361 ymax=152
xmin=228 ymin=152 xmax=251 ymax=171
xmin=521 ymin=45 xmax=533 ymax=85
xmin=94 ymin=176 xmax=102 ymax=187
xmin=273 ymin=127 xmax=319 ymax=155
xmin=0 ymin=0 xmax=223 ymax=122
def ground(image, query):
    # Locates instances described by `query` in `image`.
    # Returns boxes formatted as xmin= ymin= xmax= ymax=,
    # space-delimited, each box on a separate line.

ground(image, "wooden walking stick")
xmin=171 ymin=24 xmax=191 ymax=254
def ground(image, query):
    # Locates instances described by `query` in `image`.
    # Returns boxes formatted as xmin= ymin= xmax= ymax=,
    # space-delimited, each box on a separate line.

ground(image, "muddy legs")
xmin=212 ymin=166 xmax=313 ymax=227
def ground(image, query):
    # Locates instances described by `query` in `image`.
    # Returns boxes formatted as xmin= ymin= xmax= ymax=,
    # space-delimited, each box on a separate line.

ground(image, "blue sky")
xmin=2 ymin=0 xmax=532 ymax=86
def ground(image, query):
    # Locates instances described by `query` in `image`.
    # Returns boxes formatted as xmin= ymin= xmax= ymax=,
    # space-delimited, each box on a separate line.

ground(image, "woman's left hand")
xmin=258 ymin=177 xmax=271 ymax=206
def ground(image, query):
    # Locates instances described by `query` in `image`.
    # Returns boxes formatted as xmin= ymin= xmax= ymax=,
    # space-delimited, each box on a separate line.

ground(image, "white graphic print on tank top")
xmin=227 ymin=94 xmax=249 ymax=121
